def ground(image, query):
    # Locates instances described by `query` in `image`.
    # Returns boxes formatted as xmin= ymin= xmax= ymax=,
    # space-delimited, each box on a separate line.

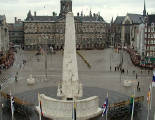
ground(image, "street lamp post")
xmin=41 ymin=34 xmax=48 ymax=80
xmin=110 ymin=53 xmax=112 ymax=71
xmin=45 ymin=35 xmax=48 ymax=79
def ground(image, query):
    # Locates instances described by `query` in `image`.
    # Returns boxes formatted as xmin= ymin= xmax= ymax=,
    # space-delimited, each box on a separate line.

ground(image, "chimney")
xmin=15 ymin=17 xmax=17 ymax=23
xmin=34 ymin=11 xmax=36 ymax=16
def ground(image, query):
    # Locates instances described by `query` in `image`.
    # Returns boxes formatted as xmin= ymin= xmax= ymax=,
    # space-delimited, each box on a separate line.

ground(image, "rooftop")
xmin=127 ymin=13 xmax=144 ymax=24
xmin=25 ymin=15 xmax=105 ymax=22
xmin=114 ymin=16 xmax=125 ymax=24
xmin=147 ymin=14 xmax=155 ymax=25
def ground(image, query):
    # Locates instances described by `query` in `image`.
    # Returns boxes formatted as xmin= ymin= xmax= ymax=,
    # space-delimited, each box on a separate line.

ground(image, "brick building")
xmin=144 ymin=14 xmax=155 ymax=65
xmin=0 ymin=15 xmax=9 ymax=52
xmin=8 ymin=17 xmax=24 ymax=46
xmin=24 ymin=0 xmax=108 ymax=50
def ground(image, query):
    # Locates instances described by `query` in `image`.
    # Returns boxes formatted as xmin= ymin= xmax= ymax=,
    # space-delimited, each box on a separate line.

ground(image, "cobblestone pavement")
xmin=0 ymin=48 xmax=154 ymax=120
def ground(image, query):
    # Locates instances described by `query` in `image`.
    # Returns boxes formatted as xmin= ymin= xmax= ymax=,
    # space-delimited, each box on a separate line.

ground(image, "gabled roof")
xmin=26 ymin=15 xmax=62 ymax=22
xmin=0 ymin=15 xmax=5 ymax=25
xmin=32 ymin=16 xmax=60 ymax=21
xmin=114 ymin=16 xmax=125 ymax=24
xmin=147 ymin=14 xmax=155 ymax=25
xmin=127 ymin=13 xmax=144 ymax=24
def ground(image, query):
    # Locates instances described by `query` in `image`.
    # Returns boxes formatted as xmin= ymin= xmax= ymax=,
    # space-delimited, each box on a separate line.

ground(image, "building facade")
xmin=24 ymin=0 xmax=108 ymax=50
xmin=121 ymin=13 xmax=145 ymax=49
xmin=0 ymin=15 xmax=9 ymax=52
xmin=111 ymin=16 xmax=125 ymax=47
xmin=144 ymin=14 xmax=155 ymax=65
xmin=8 ymin=17 xmax=24 ymax=46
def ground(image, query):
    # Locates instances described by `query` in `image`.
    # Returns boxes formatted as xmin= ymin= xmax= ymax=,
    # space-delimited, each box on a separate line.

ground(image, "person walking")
xmin=15 ymin=75 xmax=17 ymax=82
xmin=15 ymin=72 xmax=18 ymax=82
xmin=136 ymin=73 xmax=138 ymax=79
xmin=137 ymin=81 xmax=140 ymax=92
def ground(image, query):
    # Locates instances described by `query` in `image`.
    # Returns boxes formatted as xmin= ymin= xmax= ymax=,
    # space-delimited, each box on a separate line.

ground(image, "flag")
xmin=102 ymin=93 xmax=108 ymax=117
xmin=130 ymin=95 xmax=134 ymax=120
xmin=130 ymin=95 xmax=134 ymax=112
xmin=72 ymin=100 xmax=76 ymax=120
xmin=130 ymin=89 xmax=135 ymax=120
xmin=147 ymin=84 xmax=152 ymax=110
xmin=147 ymin=88 xmax=151 ymax=104
xmin=10 ymin=92 xmax=15 ymax=120
xmin=152 ymin=71 xmax=155 ymax=87
xmin=40 ymin=101 xmax=43 ymax=116
xmin=39 ymin=100 xmax=43 ymax=120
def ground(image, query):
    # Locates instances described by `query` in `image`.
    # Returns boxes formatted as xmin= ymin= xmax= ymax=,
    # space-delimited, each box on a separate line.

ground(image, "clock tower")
xmin=60 ymin=0 xmax=72 ymax=16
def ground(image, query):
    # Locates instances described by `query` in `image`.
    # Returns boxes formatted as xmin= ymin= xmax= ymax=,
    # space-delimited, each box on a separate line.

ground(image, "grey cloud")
xmin=0 ymin=0 xmax=19 ymax=3
xmin=1 ymin=0 xmax=155 ymax=23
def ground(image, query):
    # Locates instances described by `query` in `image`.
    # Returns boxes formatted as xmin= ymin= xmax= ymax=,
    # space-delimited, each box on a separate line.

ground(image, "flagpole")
xmin=38 ymin=93 xmax=41 ymax=120
xmin=106 ymin=92 xmax=108 ymax=120
xmin=131 ymin=88 xmax=135 ymax=120
xmin=147 ymin=101 xmax=150 ymax=120
xmin=150 ymin=84 xmax=152 ymax=110
xmin=147 ymin=84 xmax=151 ymax=120
xmin=10 ymin=91 xmax=14 ymax=120
xmin=0 ymin=92 xmax=2 ymax=120
xmin=73 ymin=98 xmax=77 ymax=120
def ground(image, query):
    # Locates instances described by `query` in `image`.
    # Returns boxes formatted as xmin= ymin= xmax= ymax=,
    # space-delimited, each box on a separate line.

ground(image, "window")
xmin=151 ymin=23 xmax=154 ymax=27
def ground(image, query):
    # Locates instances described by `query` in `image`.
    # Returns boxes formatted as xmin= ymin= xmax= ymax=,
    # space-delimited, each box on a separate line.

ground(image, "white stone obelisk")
xmin=37 ymin=13 xmax=101 ymax=120
xmin=57 ymin=12 xmax=82 ymax=100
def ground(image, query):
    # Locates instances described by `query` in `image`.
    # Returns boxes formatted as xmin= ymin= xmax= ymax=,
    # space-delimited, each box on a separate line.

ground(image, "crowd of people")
xmin=0 ymin=51 xmax=15 ymax=73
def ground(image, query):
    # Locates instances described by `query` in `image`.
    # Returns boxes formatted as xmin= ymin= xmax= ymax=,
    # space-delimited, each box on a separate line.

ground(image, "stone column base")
xmin=36 ymin=94 xmax=102 ymax=120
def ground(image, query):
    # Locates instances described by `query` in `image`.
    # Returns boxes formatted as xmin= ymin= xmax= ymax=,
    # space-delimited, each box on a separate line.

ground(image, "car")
xmin=11 ymin=47 xmax=17 ymax=53
xmin=14 ymin=45 xmax=21 ymax=49
xmin=35 ymin=52 xmax=41 ymax=55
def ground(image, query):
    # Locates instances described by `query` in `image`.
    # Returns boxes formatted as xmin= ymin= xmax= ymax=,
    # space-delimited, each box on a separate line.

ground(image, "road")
xmin=0 ymin=48 xmax=154 ymax=120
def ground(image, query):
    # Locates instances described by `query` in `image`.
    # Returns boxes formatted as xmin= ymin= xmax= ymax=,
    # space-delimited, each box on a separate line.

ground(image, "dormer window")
xmin=151 ymin=22 xmax=154 ymax=27
xmin=151 ymin=23 xmax=155 ymax=32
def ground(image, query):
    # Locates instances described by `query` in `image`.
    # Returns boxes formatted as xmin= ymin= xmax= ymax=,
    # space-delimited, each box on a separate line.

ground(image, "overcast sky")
xmin=0 ymin=0 xmax=155 ymax=23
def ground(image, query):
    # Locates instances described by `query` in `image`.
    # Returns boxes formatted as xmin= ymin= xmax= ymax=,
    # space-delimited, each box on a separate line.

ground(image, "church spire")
xmin=143 ymin=0 xmax=146 ymax=16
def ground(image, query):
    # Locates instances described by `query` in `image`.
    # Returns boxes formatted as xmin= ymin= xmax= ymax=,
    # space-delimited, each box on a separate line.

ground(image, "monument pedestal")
xmin=57 ymin=81 xmax=83 ymax=100
xmin=27 ymin=74 xmax=35 ymax=85
xmin=36 ymin=94 xmax=102 ymax=120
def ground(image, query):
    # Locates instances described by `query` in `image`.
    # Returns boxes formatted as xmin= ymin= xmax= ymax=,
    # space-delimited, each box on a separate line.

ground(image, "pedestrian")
xmin=127 ymin=70 xmax=128 ymax=74
xmin=115 ymin=67 xmax=116 ymax=71
xmin=137 ymin=81 xmax=139 ymax=91
xmin=20 ymin=64 xmax=22 ymax=69
xmin=141 ymin=70 xmax=142 ymax=74
xmin=148 ymin=70 xmax=150 ymax=75
xmin=110 ymin=66 xmax=111 ymax=71
xmin=15 ymin=75 xmax=18 ymax=82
